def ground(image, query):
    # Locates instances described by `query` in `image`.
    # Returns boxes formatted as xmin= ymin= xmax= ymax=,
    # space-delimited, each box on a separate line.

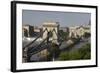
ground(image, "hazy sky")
xmin=22 ymin=10 xmax=91 ymax=27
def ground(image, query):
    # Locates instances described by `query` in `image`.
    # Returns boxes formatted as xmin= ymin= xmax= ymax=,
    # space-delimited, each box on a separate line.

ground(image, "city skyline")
xmin=22 ymin=10 xmax=91 ymax=27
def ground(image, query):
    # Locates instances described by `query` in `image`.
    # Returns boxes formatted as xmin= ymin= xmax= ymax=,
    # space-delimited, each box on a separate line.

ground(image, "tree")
xmin=83 ymin=32 xmax=91 ymax=38
xmin=58 ymin=43 xmax=91 ymax=60
xmin=59 ymin=30 xmax=68 ymax=40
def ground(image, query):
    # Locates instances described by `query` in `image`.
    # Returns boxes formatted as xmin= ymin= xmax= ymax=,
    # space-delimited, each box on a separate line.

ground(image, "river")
xmin=60 ymin=37 xmax=90 ymax=52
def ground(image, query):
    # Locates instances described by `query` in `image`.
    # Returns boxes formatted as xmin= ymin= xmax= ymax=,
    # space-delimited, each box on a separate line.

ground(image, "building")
xmin=33 ymin=27 xmax=43 ymax=37
xmin=69 ymin=25 xmax=90 ymax=38
xmin=59 ymin=27 xmax=69 ymax=32
xmin=22 ymin=24 xmax=34 ymax=37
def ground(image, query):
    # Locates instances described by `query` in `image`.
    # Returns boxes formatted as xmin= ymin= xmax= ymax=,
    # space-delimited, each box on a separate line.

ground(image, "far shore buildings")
xmin=59 ymin=27 xmax=69 ymax=33
xmin=22 ymin=25 xmax=34 ymax=37
xmin=69 ymin=25 xmax=90 ymax=38
xmin=22 ymin=24 xmax=43 ymax=37
xmin=22 ymin=23 xmax=91 ymax=40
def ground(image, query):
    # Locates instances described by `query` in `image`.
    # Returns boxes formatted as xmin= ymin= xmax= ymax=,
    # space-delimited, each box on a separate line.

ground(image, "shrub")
xmin=58 ymin=43 xmax=91 ymax=60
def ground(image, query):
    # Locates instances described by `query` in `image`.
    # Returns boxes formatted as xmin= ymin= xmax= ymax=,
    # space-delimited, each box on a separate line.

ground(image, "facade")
xmin=34 ymin=27 xmax=43 ymax=37
xmin=22 ymin=25 xmax=34 ymax=37
xmin=34 ymin=27 xmax=42 ymax=32
xmin=60 ymin=27 xmax=69 ymax=32
xmin=69 ymin=26 xmax=90 ymax=38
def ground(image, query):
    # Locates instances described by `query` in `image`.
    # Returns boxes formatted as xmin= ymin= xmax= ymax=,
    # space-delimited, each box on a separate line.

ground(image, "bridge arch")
xmin=42 ymin=22 xmax=59 ymax=44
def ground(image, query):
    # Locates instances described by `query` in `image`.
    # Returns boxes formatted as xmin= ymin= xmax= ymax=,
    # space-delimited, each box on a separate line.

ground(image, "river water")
xmin=60 ymin=37 xmax=90 ymax=52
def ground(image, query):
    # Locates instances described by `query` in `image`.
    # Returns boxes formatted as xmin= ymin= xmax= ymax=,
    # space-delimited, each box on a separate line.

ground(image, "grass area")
xmin=58 ymin=43 xmax=91 ymax=60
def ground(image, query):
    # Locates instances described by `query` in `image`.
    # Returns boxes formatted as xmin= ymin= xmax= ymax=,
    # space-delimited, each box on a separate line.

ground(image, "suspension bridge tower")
xmin=42 ymin=22 xmax=59 ymax=44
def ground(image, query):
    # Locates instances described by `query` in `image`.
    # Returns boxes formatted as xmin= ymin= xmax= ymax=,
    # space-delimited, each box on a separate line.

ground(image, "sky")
xmin=22 ymin=10 xmax=91 ymax=27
